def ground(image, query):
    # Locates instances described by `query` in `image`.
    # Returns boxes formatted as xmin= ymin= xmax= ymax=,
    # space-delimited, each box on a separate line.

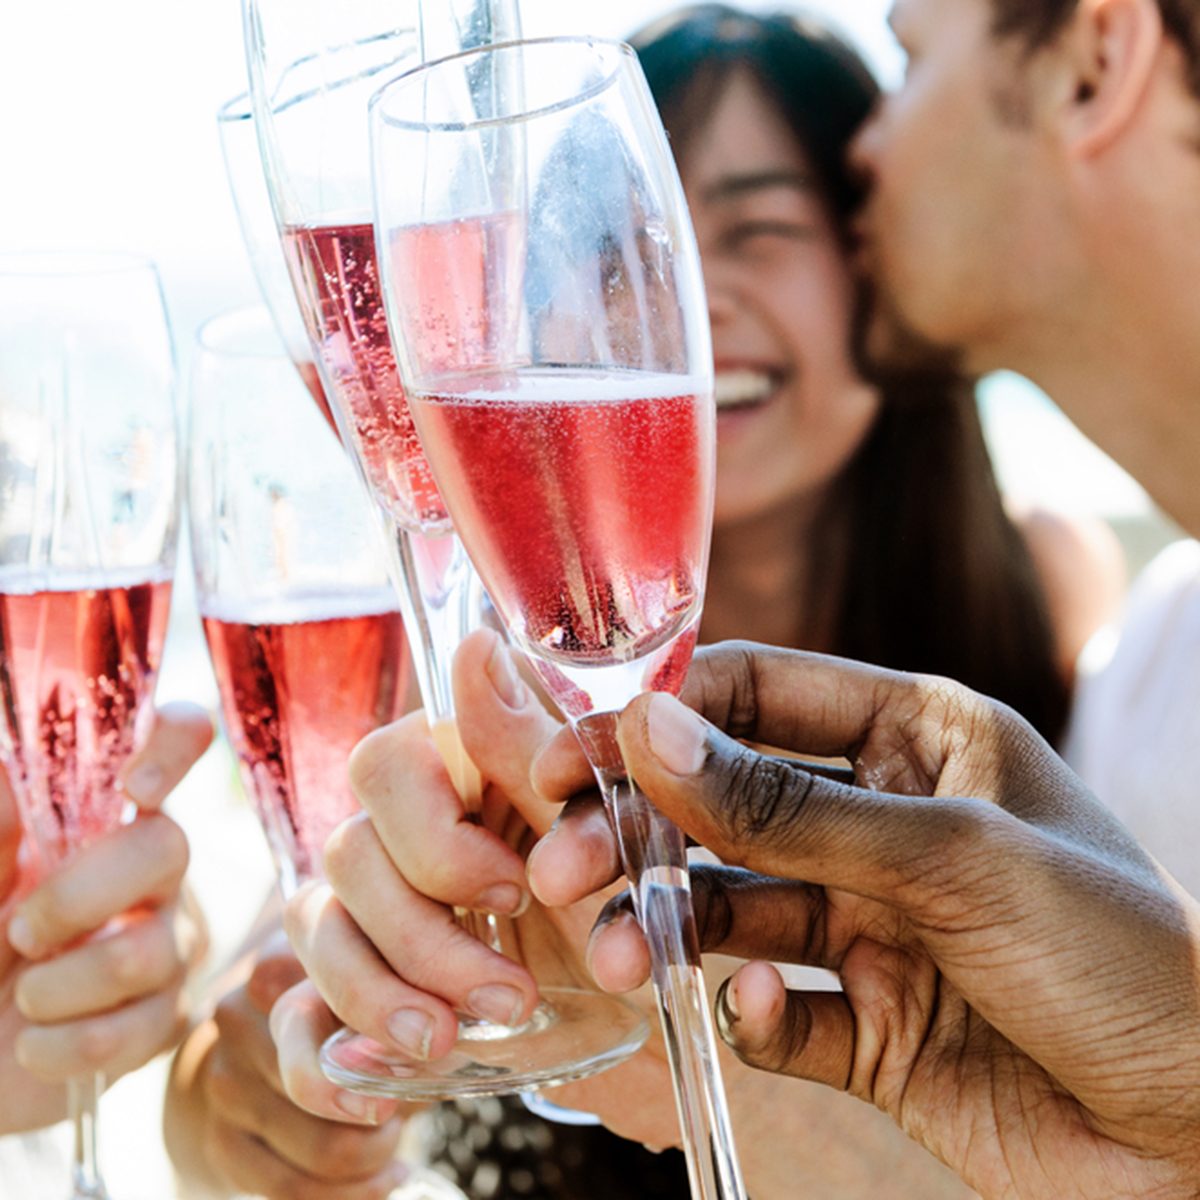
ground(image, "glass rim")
xmin=196 ymin=305 xmax=290 ymax=361
xmin=0 ymin=250 xmax=160 ymax=279
xmin=370 ymin=34 xmax=635 ymax=133
xmin=217 ymin=91 xmax=253 ymax=124
xmin=263 ymin=27 xmax=419 ymax=117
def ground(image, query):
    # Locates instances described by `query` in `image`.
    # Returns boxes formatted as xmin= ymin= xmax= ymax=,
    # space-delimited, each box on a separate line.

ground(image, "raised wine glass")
xmin=371 ymin=38 xmax=746 ymax=1198
xmin=188 ymin=306 xmax=471 ymax=1200
xmin=242 ymin=0 xmax=647 ymax=1098
xmin=0 ymin=252 xmax=178 ymax=1200
xmin=188 ymin=306 xmax=413 ymax=899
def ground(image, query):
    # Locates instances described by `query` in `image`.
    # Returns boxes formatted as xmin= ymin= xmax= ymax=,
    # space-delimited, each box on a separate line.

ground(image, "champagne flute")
xmin=371 ymin=39 xmax=746 ymax=1198
xmin=188 ymin=306 xmax=412 ymax=899
xmin=217 ymin=94 xmax=338 ymax=433
xmin=0 ymin=251 xmax=178 ymax=1200
xmin=187 ymin=306 xmax=469 ymax=1200
xmin=243 ymin=0 xmax=647 ymax=1099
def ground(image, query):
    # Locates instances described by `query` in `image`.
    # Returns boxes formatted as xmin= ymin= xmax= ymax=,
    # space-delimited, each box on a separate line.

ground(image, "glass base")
xmin=520 ymin=1089 xmax=603 ymax=1126
xmin=321 ymin=986 xmax=648 ymax=1100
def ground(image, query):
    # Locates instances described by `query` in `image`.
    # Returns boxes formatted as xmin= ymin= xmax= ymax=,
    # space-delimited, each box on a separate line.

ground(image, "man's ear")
xmin=1058 ymin=0 xmax=1164 ymax=156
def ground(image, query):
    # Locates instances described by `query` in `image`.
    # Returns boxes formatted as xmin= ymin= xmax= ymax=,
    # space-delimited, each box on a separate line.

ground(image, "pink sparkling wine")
xmin=0 ymin=571 xmax=172 ymax=867
xmin=282 ymin=222 xmax=449 ymax=531
xmin=410 ymin=369 xmax=714 ymax=717
xmin=202 ymin=592 xmax=411 ymax=893
xmin=294 ymin=358 xmax=340 ymax=437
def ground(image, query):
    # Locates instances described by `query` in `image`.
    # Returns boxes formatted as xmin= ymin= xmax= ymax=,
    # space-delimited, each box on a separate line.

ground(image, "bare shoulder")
xmin=1009 ymin=503 xmax=1128 ymax=677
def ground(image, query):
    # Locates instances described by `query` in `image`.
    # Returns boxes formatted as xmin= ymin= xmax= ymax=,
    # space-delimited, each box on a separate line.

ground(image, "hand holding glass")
xmin=0 ymin=252 xmax=177 ymax=1200
xmin=371 ymin=38 xmax=745 ymax=1199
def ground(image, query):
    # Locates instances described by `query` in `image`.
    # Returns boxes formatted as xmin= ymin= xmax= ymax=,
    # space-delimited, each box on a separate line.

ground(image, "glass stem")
xmin=383 ymin=523 xmax=513 ymax=965
xmin=579 ymin=713 xmax=747 ymax=1200
xmin=68 ymin=1072 xmax=108 ymax=1200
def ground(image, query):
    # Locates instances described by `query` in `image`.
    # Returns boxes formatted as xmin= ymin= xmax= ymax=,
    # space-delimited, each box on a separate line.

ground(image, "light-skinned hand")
xmin=165 ymin=930 xmax=413 ymax=1200
xmin=0 ymin=701 xmax=213 ymax=1133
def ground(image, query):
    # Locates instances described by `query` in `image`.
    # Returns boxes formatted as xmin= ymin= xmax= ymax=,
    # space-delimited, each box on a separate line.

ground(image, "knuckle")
xmin=720 ymin=748 xmax=815 ymax=848
xmin=689 ymin=868 xmax=736 ymax=950
xmin=74 ymin=1017 xmax=120 ymax=1069
xmin=347 ymin=725 xmax=399 ymax=805
xmin=323 ymin=812 xmax=375 ymax=885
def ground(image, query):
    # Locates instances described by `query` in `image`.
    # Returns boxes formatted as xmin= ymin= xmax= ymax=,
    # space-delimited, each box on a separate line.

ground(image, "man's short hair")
xmin=989 ymin=0 xmax=1200 ymax=99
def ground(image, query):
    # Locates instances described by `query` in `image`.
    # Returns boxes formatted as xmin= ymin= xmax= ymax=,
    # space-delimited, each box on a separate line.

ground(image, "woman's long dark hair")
xmin=634 ymin=4 xmax=1071 ymax=744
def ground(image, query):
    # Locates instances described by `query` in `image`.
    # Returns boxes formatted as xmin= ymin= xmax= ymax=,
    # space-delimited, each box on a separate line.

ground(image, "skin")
xmin=852 ymin=0 xmax=1200 ymax=534
xmin=0 ymin=702 xmax=212 ymax=1134
xmin=280 ymin=630 xmax=974 ymax=1198
xmin=163 ymin=931 xmax=412 ymax=1200
xmin=267 ymin=13 xmax=1166 ymax=1195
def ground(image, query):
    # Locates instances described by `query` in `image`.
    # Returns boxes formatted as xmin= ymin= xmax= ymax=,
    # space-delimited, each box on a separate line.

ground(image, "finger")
xmin=212 ymin=978 xmax=293 ymax=1099
xmin=615 ymin=690 xmax=1015 ymax=908
xmin=529 ymin=721 xmax=598 ymax=806
xmin=204 ymin=1037 xmax=405 ymax=1178
xmin=343 ymin=717 xmax=529 ymax=916
xmin=244 ymin=928 xmax=309 ymax=1019
xmin=715 ymin=960 xmax=856 ymax=1093
xmin=206 ymin=1121 xmax=410 ymax=1200
xmin=452 ymin=628 xmax=565 ymax=835
xmin=283 ymin=880 xmax=465 ymax=1066
xmin=15 ymin=903 xmax=193 ymax=1022
xmin=323 ymin=816 xmax=539 ymax=1028
xmin=9 ymin=813 xmax=189 ymax=958
xmin=676 ymin=642 xmax=937 ymax=766
xmin=586 ymin=866 xmax=832 ymax=993
xmin=525 ymin=793 xmax=622 ymax=908
xmin=269 ymin=978 xmax=401 ymax=1126
xmin=119 ymin=701 xmax=215 ymax=810
xmin=15 ymin=985 xmax=188 ymax=1082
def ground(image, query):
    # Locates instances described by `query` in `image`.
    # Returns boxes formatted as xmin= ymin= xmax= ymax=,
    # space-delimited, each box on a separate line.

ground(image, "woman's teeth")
xmin=714 ymin=369 xmax=775 ymax=409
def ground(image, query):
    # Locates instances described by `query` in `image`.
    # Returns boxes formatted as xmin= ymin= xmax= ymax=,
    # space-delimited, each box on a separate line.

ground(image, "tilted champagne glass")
xmin=371 ymin=38 xmax=746 ymax=1198
xmin=243 ymin=0 xmax=647 ymax=1097
xmin=0 ymin=252 xmax=178 ymax=1200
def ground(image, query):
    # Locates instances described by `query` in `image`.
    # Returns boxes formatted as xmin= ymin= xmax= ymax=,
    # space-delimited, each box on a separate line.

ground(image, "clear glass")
xmin=188 ymin=307 xmax=413 ymax=899
xmin=371 ymin=38 xmax=745 ymax=1199
xmin=0 ymin=251 xmax=179 ymax=1200
xmin=187 ymin=308 xmax=467 ymax=1200
xmin=242 ymin=1 xmax=647 ymax=1098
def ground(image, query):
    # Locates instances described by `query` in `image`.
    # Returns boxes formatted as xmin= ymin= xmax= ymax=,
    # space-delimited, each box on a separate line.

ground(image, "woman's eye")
xmin=723 ymin=221 xmax=819 ymax=249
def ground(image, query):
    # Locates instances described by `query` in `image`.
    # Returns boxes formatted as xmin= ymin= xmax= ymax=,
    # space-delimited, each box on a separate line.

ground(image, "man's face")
xmin=851 ymin=0 xmax=1054 ymax=374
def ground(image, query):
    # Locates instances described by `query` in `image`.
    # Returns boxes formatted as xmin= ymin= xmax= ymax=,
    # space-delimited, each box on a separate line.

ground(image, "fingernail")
xmin=467 ymin=984 xmax=525 ymax=1026
xmin=335 ymin=1089 xmax=379 ymax=1124
xmin=645 ymin=694 xmax=708 ymax=776
xmin=715 ymin=979 xmax=740 ymax=1043
xmin=386 ymin=1009 xmax=434 ymax=1059
xmin=8 ymin=913 xmax=38 ymax=957
xmin=486 ymin=639 xmax=527 ymax=710
xmin=473 ymin=883 xmax=530 ymax=917
xmin=122 ymin=762 xmax=164 ymax=805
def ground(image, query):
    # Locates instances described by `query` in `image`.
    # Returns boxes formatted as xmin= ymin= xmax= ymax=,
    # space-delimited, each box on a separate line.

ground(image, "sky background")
xmin=0 ymin=0 xmax=1155 ymax=523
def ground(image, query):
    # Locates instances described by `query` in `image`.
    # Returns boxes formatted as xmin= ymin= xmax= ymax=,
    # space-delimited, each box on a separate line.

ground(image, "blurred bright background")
xmin=0 ymin=1 xmax=1177 ymax=1195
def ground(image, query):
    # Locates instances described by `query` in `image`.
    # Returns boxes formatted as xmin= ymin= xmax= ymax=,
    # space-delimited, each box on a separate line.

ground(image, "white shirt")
xmin=1064 ymin=539 xmax=1200 ymax=895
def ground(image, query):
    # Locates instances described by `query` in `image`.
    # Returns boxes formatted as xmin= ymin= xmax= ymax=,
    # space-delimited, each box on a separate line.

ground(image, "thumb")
xmin=616 ymin=692 xmax=1006 ymax=908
